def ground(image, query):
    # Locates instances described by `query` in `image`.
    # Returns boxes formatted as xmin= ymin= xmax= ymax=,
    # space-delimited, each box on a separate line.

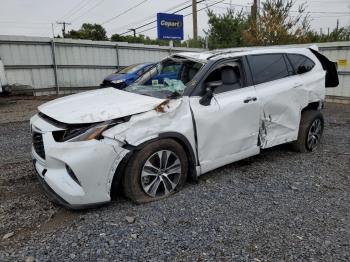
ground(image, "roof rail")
xmin=206 ymin=47 xmax=257 ymax=60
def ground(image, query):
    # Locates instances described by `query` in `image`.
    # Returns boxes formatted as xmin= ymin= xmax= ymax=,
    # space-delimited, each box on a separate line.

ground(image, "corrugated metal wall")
xmin=0 ymin=35 xmax=202 ymax=93
xmin=0 ymin=35 xmax=349 ymax=98
xmin=317 ymin=42 xmax=350 ymax=98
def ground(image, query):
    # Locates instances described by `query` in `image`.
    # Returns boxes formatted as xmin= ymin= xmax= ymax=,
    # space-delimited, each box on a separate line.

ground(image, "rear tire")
xmin=123 ymin=139 xmax=188 ymax=203
xmin=291 ymin=110 xmax=324 ymax=153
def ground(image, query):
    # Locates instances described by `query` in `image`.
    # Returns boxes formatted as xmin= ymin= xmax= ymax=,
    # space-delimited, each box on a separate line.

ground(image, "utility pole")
xmin=192 ymin=0 xmax=198 ymax=41
xmin=129 ymin=28 xmax=136 ymax=37
xmin=57 ymin=21 xmax=71 ymax=38
xmin=51 ymin=23 xmax=55 ymax=38
xmin=336 ymin=19 xmax=339 ymax=31
xmin=251 ymin=0 xmax=258 ymax=37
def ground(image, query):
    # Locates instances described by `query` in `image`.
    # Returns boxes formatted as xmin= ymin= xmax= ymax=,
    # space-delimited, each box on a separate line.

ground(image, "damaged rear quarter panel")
xmin=258 ymin=63 xmax=325 ymax=148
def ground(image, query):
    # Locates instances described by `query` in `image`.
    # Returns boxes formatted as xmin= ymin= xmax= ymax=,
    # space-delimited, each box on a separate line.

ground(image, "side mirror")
xmin=199 ymin=81 xmax=222 ymax=106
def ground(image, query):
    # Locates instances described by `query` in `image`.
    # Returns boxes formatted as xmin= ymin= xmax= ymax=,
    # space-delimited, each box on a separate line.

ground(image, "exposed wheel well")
xmin=301 ymin=101 xmax=323 ymax=113
xmin=110 ymin=133 xmax=198 ymax=198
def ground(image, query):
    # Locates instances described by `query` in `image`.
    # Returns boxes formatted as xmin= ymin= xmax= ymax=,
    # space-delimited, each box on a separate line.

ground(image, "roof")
xmin=176 ymin=45 xmax=319 ymax=62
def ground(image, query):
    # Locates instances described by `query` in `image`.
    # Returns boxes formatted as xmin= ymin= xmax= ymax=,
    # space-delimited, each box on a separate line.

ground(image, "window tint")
xmin=248 ymin=54 xmax=289 ymax=84
xmin=288 ymin=54 xmax=315 ymax=74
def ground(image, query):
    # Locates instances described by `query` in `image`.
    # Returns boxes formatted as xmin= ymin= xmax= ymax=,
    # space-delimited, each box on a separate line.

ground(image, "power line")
xmin=108 ymin=0 xmax=192 ymax=33
xmin=58 ymin=0 xmax=94 ymax=21
xmin=216 ymin=0 xmax=350 ymax=15
xmin=70 ymin=0 xmax=106 ymax=22
xmin=119 ymin=0 xmax=208 ymax=36
xmin=0 ymin=21 xmax=50 ymax=24
xmin=101 ymin=0 xmax=150 ymax=25
xmin=206 ymin=0 xmax=249 ymax=8
xmin=137 ymin=0 xmax=225 ymax=35
xmin=57 ymin=21 xmax=72 ymax=38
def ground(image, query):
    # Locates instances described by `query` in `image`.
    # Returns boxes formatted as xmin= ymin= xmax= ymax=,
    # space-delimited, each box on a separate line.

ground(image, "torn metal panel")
xmin=103 ymin=97 xmax=197 ymax=163
xmin=30 ymin=116 xmax=127 ymax=206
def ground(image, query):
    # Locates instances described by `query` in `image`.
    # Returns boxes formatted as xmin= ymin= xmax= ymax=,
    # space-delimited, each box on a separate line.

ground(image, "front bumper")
xmin=30 ymin=114 xmax=129 ymax=209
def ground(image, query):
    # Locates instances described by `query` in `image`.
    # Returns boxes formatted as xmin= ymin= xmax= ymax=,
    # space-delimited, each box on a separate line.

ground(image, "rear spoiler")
xmin=309 ymin=48 xmax=339 ymax=88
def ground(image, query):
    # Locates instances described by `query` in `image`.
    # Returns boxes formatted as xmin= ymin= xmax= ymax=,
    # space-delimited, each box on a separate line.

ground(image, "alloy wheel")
xmin=141 ymin=150 xmax=182 ymax=197
xmin=307 ymin=118 xmax=322 ymax=150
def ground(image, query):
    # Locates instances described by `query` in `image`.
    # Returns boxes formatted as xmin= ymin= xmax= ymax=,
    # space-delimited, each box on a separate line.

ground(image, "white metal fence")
xmin=0 ymin=35 xmax=349 ymax=98
xmin=0 ymin=35 xmax=203 ymax=94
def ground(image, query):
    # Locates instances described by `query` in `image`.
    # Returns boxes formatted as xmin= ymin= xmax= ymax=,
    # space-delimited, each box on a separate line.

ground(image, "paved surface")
xmin=0 ymin=96 xmax=349 ymax=261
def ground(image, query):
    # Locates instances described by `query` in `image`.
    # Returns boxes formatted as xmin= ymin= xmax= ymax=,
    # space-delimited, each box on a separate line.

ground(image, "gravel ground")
xmin=0 ymin=97 xmax=349 ymax=261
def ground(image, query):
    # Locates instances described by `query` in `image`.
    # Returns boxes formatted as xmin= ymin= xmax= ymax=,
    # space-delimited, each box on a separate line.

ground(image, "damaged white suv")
xmin=30 ymin=46 xmax=338 ymax=209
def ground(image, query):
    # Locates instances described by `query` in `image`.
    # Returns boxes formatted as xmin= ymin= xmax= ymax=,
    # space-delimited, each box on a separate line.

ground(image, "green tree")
xmin=243 ymin=0 xmax=310 ymax=45
xmin=181 ymin=36 xmax=206 ymax=48
xmin=306 ymin=26 xmax=350 ymax=43
xmin=66 ymin=23 xmax=108 ymax=41
xmin=206 ymin=8 xmax=249 ymax=49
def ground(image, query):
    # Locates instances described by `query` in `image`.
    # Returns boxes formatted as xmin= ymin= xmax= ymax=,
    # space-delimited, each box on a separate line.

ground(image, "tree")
xmin=181 ymin=36 xmax=206 ymax=48
xmin=206 ymin=8 xmax=249 ymax=49
xmin=243 ymin=0 xmax=310 ymax=45
xmin=66 ymin=23 xmax=108 ymax=41
xmin=306 ymin=26 xmax=350 ymax=43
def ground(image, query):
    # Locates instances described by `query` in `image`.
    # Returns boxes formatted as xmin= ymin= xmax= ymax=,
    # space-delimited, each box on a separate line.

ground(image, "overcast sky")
xmin=0 ymin=0 xmax=349 ymax=39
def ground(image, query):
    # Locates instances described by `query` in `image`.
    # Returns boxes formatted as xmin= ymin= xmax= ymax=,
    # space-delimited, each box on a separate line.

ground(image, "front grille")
xmin=32 ymin=132 xmax=45 ymax=159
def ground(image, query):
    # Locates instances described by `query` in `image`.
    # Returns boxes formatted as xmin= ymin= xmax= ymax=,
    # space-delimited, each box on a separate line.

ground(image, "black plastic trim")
xmin=189 ymin=107 xmax=200 ymax=166
xmin=110 ymin=151 xmax=133 ymax=197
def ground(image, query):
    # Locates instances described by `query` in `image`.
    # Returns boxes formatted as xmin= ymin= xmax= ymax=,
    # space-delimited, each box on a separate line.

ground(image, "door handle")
xmin=243 ymin=97 xmax=257 ymax=103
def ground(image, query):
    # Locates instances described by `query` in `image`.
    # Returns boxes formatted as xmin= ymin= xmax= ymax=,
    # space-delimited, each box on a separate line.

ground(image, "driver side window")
xmin=204 ymin=64 xmax=242 ymax=94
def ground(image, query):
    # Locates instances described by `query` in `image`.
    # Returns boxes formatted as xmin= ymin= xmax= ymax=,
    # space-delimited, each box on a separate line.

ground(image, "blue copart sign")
xmin=157 ymin=13 xmax=184 ymax=40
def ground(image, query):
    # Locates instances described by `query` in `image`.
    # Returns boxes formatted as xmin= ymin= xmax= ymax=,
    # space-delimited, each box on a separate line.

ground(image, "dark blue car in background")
xmin=101 ymin=63 xmax=154 ymax=89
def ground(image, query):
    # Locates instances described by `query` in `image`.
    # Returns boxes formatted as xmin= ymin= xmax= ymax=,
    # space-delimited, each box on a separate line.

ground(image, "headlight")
xmin=111 ymin=79 xmax=125 ymax=84
xmin=68 ymin=121 xmax=112 ymax=142
xmin=52 ymin=118 xmax=129 ymax=142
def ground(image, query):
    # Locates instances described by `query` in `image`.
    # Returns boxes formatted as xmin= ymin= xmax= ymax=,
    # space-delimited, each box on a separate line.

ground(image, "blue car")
xmin=101 ymin=63 xmax=154 ymax=89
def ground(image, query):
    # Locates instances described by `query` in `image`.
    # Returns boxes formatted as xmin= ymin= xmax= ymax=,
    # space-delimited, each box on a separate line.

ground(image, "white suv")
xmin=30 ymin=46 xmax=338 ymax=209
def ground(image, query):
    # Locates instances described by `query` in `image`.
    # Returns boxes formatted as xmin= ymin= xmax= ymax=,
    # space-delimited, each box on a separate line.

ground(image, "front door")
xmin=189 ymin=61 xmax=260 ymax=174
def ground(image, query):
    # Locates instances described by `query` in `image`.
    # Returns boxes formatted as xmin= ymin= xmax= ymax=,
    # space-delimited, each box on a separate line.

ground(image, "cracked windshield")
xmin=125 ymin=57 xmax=203 ymax=98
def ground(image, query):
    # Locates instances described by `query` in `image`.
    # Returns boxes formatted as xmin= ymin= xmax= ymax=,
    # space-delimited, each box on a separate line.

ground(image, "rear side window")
xmin=288 ymin=54 xmax=315 ymax=74
xmin=248 ymin=54 xmax=289 ymax=85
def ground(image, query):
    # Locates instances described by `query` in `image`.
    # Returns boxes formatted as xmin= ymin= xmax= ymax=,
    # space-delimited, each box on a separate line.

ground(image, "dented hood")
xmin=38 ymin=87 xmax=165 ymax=124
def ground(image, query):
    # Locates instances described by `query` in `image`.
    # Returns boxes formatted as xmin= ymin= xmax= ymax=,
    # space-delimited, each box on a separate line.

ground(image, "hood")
xmin=104 ymin=73 xmax=128 ymax=81
xmin=38 ymin=88 xmax=165 ymax=124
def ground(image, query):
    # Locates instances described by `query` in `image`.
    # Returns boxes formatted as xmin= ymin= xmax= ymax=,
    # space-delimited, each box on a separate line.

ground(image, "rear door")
xmin=247 ymin=53 xmax=302 ymax=148
xmin=286 ymin=52 xmax=326 ymax=104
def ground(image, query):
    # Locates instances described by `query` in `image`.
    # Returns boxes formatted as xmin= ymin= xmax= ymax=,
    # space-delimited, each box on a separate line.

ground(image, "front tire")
xmin=291 ymin=110 xmax=324 ymax=153
xmin=123 ymin=139 xmax=188 ymax=203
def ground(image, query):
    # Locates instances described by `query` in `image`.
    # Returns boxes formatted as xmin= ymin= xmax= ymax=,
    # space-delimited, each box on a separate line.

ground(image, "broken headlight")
xmin=52 ymin=118 xmax=128 ymax=142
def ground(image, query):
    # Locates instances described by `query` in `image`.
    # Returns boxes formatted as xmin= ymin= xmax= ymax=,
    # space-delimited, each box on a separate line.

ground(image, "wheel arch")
xmin=301 ymin=101 xmax=324 ymax=113
xmin=110 ymin=132 xmax=198 ymax=198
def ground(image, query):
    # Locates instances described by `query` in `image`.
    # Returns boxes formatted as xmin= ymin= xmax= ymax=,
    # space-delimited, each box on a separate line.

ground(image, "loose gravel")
xmin=0 ymin=97 xmax=349 ymax=261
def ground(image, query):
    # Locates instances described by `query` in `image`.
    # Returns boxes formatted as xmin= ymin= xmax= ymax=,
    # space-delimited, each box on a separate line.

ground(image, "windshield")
xmin=117 ymin=64 xmax=146 ymax=74
xmin=125 ymin=57 xmax=203 ymax=99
